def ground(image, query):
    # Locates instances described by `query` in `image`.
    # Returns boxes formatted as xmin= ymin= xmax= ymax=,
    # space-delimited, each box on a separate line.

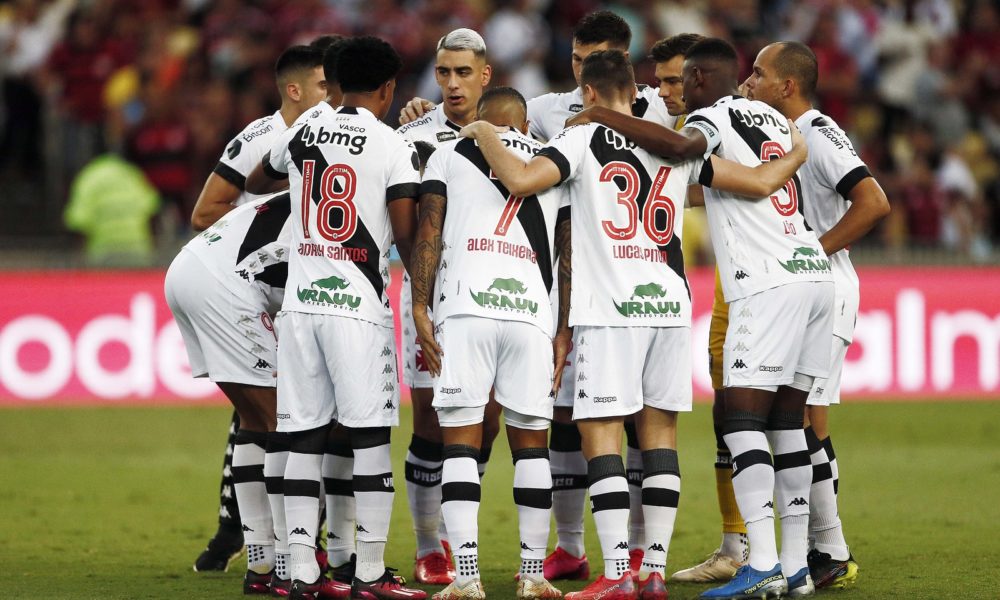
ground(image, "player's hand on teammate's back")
xmin=412 ymin=310 xmax=443 ymax=377
xmin=787 ymin=118 xmax=808 ymax=164
xmin=551 ymin=329 xmax=572 ymax=395
xmin=565 ymin=106 xmax=602 ymax=128
xmin=399 ymin=97 xmax=436 ymax=125
xmin=458 ymin=120 xmax=509 ymax=139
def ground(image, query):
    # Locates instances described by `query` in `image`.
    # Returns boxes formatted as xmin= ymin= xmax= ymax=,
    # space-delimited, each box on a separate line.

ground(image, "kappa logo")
xmin=577 ymin=372 xmax=587 ymax=382
xmin=382 ymin=382 xmax=395 ymax=392
xmin=328 ymin=531 xmax=339 ymax=539
xmin=735 ymin=270 xmax=750 ymax=281
xmin=734 ymin=342 xmax=749 ymax=352
xmin=578 ymin=390 xmax=588 ymax=399
xmin=739 ymin=306 xmax=752 ymax=318
xmin=788 ymin=497 xmax=808 ymax=507
xmin=593 ymin=396 xmax=617 ymax=403
xmin=578 ymin=336 xmax=586 ymax=346
xmin=762 ymin=501 xmax=774 ymax=509
xmin=759 ymin=365 xmax=783 ymax=373
xmin=381 ymin=364 xmax=394 ymax=374
xmin=614 ymin=541 xmax=629 ymax=550
xmin=459 ymin=542 xmax=478 ymax=549
xmin=439 ymin=387 xmax=462 ymax=395
xmin=732 ymin=359 xmax=748 ymax=370
xmin=577 ymin=354 xmax=587 ymax=364
xmin=380 ymin=346 xmax=392 ymax=357
xmin=290 ymin=527 xmax=309 ymax=536
xmin=737 ymin=325 xmax=751 ymax=335
xmin=242 ymin=524 xmax=253 ymax=532
xmin=356 ymin=524 xmax=369 ymax=533
xmin=520 ymin=542 xmax=530 ymax=551
xmin=237 ymin=269 xmax=250 ymax=282
xmin=647 ymin=543 xmax=665 ymax=552
xmin=383 ymin=398 xmax=395 ymax=410
xmin=254 ymin=359 xmax=272 ymax=369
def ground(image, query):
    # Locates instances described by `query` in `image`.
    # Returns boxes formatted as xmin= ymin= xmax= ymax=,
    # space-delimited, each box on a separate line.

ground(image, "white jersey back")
xmin=796 ymin=109 xmax=872 ymax=341
xmin=264 ymin=105 xmax=420 ymax=327
xmin=527 ymin=85 xmax=676 ymax=141
xmin=182 ymin=192 xmax=292 ymax=309
xmin=395 ymin=104 xmax=463 ymax=146
xmin=683 ymin=96 xmax=832 ymax=302
xmin=539 ymin=123 xmax=700 ymax=328
xmin=214 ymin=110 xmax=288 ymax=206
xmin=421 ymin=131 xmax=563 ymax=336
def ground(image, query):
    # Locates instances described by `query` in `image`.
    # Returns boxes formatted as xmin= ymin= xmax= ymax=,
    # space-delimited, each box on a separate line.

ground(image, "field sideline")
xmin=1 ymin=401 xmax=997 ymax=599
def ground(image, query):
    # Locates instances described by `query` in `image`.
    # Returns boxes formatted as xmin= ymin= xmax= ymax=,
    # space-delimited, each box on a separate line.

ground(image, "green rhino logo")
xmin=631 ymin=283 xmax=667 ymax=299
xmin=792 ymin=246 xmax=820 ymax=258
xmin=488 ymin=277 xmax=527 ymax=294
xmin=311 ymin=275 xmax=350 ymax=290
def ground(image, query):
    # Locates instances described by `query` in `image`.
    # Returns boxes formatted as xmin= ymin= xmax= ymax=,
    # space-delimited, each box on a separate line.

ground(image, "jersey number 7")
xmin=300 ymin=160 xmax=358 ymax=242
xmin=599 ymin=163 xmax=676 ymax=245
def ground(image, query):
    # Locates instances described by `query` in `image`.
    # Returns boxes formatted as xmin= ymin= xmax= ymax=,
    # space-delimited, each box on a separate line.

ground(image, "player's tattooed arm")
xmin=410 ymin=192 xmax=447 ymax=376
xmin=707 ymin=119 xmax=808 ymax=198
xmin=552 ymin=215 xmax=573 ymax=394
xmin=460 ymin=121 xmax=561 ymax=197
xmin=566 ymin=106 xmax=708 ymax=160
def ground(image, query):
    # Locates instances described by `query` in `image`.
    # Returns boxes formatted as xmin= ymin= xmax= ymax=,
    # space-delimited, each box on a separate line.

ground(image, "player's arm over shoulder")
xmin=461 ymin=122 xmax=562 ymax=197
xmin=703 ymin=118 xmax=808 ymax=197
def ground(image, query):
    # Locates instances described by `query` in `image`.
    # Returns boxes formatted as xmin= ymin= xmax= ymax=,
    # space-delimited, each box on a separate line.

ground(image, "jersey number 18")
xmin=300 ymin=161 xmax=358 ymax=242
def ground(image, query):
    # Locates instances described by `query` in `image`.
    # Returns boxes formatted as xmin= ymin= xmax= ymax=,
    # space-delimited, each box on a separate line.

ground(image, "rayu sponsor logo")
xmin=299 ymin=124 xmax=367 ymax=155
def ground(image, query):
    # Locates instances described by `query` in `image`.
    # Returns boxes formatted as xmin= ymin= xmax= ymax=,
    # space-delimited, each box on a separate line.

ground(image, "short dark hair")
xmin=573 ymin=10 xmax=631 ymax=49
xmin=274 ymin=45 xmax=323 ymax=82
xmin=649 ymin=33 xmax=705 ymax=63
xmin=336 ymin=36 xmax=403 ymax=93
xmin=477 ymin=86 xmax=527 ymax=114
xmin=320 ymin=36 xmax=349 ymax=84
xmin=774 ymin=41 xmax=818 ymax=98
xmin=580 ymin=49 xmax=635 ymax=99
xmin=310 ymin=34 xmax=345 ymax=55
xmin=685 ymin=37 xmax=739 ymax=67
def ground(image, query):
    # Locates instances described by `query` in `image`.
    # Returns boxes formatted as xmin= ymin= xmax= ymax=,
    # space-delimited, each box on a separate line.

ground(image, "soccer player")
xmin=463 ymin=49 xmax=808 ymax=600
xmin=742 ymin=41 xmax=889 ymax=590
xmin=165 ymin=191 xmax=292 ymax=593
xmin=393 ymin=28 xmax=494 ymax=585
xmin=567 ymin=38 xmax=836 ymax=598
xmin=247 ymin=36 xmax=426 ymax=600
xmin=188 ymin=44 xmax=328 ymax=575
xmin=410 ymin=86 xmax=564 ymax=600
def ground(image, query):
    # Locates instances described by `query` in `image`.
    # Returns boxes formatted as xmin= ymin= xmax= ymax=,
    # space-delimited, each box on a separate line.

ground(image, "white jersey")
xmin=294 ymin=100 xmax=337 ymax=126
xmin=527 ymin=85 xmax=675 ymax=141
xmin=683 ymin=95 xmax=832 ymax=302
xmin=395 ymin=104 xmax=463 ymax=146
xmin=421 ymin=130 xmax=563 ymax=336
xmin=539 ymin=123 xmax=700 ymax=328
xmin=181 ymin=192 xmax=292 ymax=310
xmin=795 ymin=109 xmax=872 ymax=342
xmin=264 ymin=105 xmax=421 ymax=327
xmin=214 ymin=110 xmax=289 ymax=206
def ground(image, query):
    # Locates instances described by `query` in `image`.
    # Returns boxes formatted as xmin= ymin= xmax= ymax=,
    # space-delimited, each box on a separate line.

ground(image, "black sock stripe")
xmin=626 ymin=469 xmax=643 ymax=486
xmin=351 ymin=427 xmax=391 ymax=450
xmin=804 ymin=426 xmax=822 ymax=453
xmin=733 ymin=449 xmax=772 ymax=477
xmin=624 ymin=421 xmax=639 ymax=450
xmin=323 ymin=477 xmax=354 ymax=496
xmin=266 ymin=432 xmax=292 ymax=453
xmin=442 ymin=481 xmax=481 ymax=503
xmin=590 ymin=490 xmax=630 ymax=512
xmin=549 ymin=422 xmax=582 ymax=452
xmin=811 ymin=462 xmax=833 ymax=483
xmin=642 ymin=448 xmax=680 ymax=477
xmin=723 ymin=411 xmax=768 ymax=434
xmin=833 ymin=478 xmax=839 ymax=495
xmin=404 ymin=462 xmax=443 ymax=487
xmin=587 ymin=454 xmax=626 ymax=485
xmin=479 ymin=445 xmax=493 ymax=464
xmin=774 ymin=450 xmax=812 ymax=472
xmin=443 ymin=444 xmax=480 ymax=461
xmin=291 ymin=425 xmax=331 ymax=454
xmin=822 ymin=437 xmax=836 ymax=461
xmin=284 ymin=478 xmax=322 ymax=498
xmin=231 ymin=464 xmax=265 ymax=483
xmin=265 ymin=476 xmax=283 ymax=494
xmin=353 ymin=472 xmax=394 ymax=493
xmin=766 ymin=411 xmax=803 ymax=430
xmin=408 ymin=435 xmax=443 ymax=461
xmin=326 ymin=442 xmax=353 ymax=458
xmin=235 ymin=429 xmax=268 ymax=448
xmin=551 ymin=474 xmax=588 ymax=491
xmin=513 ymin=487 xmax=552 ymax=509
xmin=512 ymin=447 xmax=549 ymax=463
xmin=641 ymin=487 xmax=680 ymax=508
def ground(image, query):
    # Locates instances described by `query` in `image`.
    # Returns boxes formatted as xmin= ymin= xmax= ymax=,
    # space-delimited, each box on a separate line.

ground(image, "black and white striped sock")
xmin=513 ymin=448 xmax=552 ymax=578
xmin=323 ymin=439 xmax=355 ymax=567
xmin=640 ymin=449 xmax=681 ymax=577
xmin=284 ymin=425 xmax=326 ymax=583
xmin=768 ymin=417 xmax=811 ymax=578
xmin=724 ymin=411 xmax=779 ymax=572
xmin=441 ymin=445 xmax=481 ymax=584
xmin=405 ymin=435 xmax=444 ymax=558
xmin=233 ymin=430 xmax=274 ymax=573
xmin=265 ymin=432 xmax=291 ymax=579
xmin=351 ymin=427 xmax=394 ymax=583
xmin=588 ymin=454 xmax=630 ymax=580
xmin=625 ymin=422 xmax=644 ymax=551
xmin=550 ymin=421 xmax=587 ymax=558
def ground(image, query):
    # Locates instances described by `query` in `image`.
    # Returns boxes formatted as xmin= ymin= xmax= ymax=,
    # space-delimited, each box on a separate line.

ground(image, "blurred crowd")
xmin=1 ymin=0 xmax=997 ymax=264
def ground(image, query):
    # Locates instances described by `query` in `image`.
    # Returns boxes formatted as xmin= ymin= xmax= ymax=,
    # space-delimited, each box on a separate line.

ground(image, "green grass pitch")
xmin=1 ymin=401 xmax=998 ymax=599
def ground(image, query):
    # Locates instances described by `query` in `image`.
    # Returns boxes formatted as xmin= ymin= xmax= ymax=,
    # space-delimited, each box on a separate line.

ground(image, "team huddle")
xmin=165 ymin=10 xmax=888 ymax=600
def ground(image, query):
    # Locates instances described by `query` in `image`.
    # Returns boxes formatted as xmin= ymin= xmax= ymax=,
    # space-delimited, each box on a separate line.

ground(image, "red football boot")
xmin=414 ymin=551 xmax=456 ymax=585
xmin=543 ymin=547 xmax=590 ymax=581
xmin=564 ymin=574 xmax=637 ymax=600
xmin=637 ymin=572 xmax=668 ymax=600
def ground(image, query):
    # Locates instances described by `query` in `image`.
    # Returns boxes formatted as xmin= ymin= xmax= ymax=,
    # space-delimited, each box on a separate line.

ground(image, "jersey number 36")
xmin=599 ymin=163 xmax=676 ymax=245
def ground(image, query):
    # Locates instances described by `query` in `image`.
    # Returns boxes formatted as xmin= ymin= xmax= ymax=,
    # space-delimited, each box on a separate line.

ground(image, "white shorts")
xmin=164 ymin=251 xmax=277 ymax=387
xmin=400 ymin=276 xmax=434 ymax=389
xmin=807 ymin=335 xmax=849 ymax=406
xmin=275 ymin=312 xmax=400 ymax=432
xmin=432 ymin=315 xmax=554 ymax=420
xmin=724 ymin=282 xmax=835 ymax=389
xmin=554 ymin=331 xmax=578 ymax=409
xmin=572 ymin=326 xmax=693 ymax=420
